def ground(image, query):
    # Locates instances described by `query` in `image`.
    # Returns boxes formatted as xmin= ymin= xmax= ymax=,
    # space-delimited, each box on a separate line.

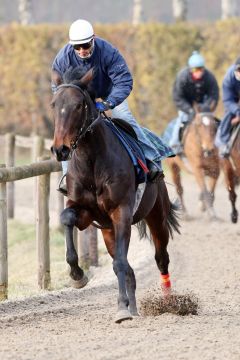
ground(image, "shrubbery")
xmin=0 ymin=20 xmax=239 ymax=136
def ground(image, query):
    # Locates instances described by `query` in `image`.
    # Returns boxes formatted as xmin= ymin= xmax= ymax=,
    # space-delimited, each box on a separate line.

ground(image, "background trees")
xmin=0 ymin=20 xmax=239 ymax=136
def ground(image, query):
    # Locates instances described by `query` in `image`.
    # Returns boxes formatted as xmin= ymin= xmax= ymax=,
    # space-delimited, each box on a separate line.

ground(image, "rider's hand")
xmin=231 ymin=111 xmax=240 ymax=125
xmin=95 ymin=100 xmax=114 ymax=112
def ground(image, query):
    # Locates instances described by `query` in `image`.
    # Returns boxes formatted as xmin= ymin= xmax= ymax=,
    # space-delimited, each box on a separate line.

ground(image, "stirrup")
xmin=57 ymin=173 xmax=68 ymax=196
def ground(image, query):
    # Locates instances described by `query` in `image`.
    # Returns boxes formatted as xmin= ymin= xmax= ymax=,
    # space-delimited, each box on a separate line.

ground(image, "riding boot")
xmin=219 ymin=144 xmax=230 ymax=159
xmin=57 ymin=173 xmax=68 ymax=196
xmin=147 ymin=160 xmax=163 ymax=182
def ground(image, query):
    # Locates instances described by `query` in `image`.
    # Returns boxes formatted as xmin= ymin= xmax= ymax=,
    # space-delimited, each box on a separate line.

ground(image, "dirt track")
xmin=0 ymin=174 xmax=240 ymax=360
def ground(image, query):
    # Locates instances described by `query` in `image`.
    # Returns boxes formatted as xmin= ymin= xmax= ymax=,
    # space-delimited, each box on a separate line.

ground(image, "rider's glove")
xmin=51 ymin=82 xmax=58 ymax=94
xmin=95 ymin=100 xmax=114 ymax=112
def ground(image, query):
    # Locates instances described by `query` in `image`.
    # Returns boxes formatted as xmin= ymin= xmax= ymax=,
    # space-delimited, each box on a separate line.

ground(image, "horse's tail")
xmin=167 ymin=201 xmax=181 ymax=239
xmin=135 ymin=220 xmax=148 ymax=240
xmin=135 ymin=201 xmax=181 ymax=240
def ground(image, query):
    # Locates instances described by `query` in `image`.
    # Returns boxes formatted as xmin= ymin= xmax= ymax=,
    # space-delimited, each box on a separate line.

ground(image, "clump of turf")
xmin=140 ymin=289 xmax=199 ymax=316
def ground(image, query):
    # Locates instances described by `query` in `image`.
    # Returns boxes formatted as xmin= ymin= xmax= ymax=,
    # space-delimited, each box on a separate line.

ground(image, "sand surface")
xmin=0 ymin=172 xmax=240 ymax=360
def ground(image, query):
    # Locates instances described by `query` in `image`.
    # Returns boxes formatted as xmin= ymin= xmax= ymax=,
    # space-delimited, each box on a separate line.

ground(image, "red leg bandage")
xmin=160 ymin=273 xmax=171 ymax=289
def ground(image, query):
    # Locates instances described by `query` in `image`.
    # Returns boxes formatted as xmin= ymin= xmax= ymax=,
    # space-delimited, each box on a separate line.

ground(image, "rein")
xmin=70 ymin=112 xmax=102 ymax=150
xmin=57 ymin=83 xmax=102 ymax=150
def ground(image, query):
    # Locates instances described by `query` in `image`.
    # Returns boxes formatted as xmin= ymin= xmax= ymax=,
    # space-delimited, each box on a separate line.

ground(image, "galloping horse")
xmin=51 ymin=68 xmax=180 ymax=323
xmin=220 ymin=121 xmax=240 ymax=223
xmin=165 ymin=110 xmax=220 ymax=219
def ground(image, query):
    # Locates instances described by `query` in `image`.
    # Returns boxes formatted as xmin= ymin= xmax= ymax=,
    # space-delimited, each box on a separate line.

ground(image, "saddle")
xmin=110 ymin=117 xmax=138 ymax=141
xmin=104 ymin=118 xmax=148 ymax=184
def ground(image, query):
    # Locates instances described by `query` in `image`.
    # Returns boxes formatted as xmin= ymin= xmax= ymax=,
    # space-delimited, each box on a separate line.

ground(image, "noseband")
xmin=56 ymin=84 xmax=102 ymax=150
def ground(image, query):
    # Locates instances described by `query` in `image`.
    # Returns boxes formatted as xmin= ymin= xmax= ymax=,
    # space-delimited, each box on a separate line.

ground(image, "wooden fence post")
xmin=5 ymin=133 xmax=15 ymax=219
xmin=36 ymin=157 xmax=51 ymax=289
xmin=89 ymin=226 xmax=98 ymax=266
xmin=32 ymin=135 xmax=44 ymax=162
xmin=78 ymin=230 xmax=90 ymax=268
xmin=0 ymin=164 xmax=8 ymax=300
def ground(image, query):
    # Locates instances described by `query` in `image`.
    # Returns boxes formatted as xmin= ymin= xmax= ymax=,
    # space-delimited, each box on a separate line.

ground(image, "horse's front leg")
xmin=60 ymin=206 xmax=92 ymax=288
xmin=170 ymin=160 xmax=187 ymax=215
xmin=102 ymin=229 xmax=139 ymax=317
xmin=192 ymin=165 xmax=216 ymax=218
xmin=110 ymin=206 xmax=133 ymax=323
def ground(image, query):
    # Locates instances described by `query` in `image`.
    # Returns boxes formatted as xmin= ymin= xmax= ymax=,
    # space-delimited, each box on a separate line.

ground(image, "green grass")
xmin=8 ymin=220 xmax=70 ymax=300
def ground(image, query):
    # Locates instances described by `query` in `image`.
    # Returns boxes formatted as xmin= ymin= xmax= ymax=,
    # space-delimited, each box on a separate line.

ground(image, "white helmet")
xmin=69 ymin=19 xmax=94 ymax=45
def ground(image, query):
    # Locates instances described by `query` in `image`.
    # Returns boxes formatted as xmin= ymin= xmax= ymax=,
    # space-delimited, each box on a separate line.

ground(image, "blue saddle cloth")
xmin=142 ymin=127 xmax=175 ymax=160
xmin=104 ymin=120 xmax=147 ymax=184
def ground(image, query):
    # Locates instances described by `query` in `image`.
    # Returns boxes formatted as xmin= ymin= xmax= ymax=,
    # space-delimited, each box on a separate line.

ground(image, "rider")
xmin=51 ymin=19 xmax=163 ymax=193
xmin=169 ymin=51 xmax=219 ymax=154
xmin=215 ymin=57 xmax=240 ymax=158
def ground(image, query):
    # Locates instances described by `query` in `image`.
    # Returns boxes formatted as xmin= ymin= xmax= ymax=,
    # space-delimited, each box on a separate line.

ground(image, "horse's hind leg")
xmin=102 ymin=228 xmax=139 ymax=316
xmin=221 ymin=159 xmax=238 ymax=223
xmin=60 ymin=206 xmax=92 ymax=288
xmin=145 ymin=199 xmax=171 ymax=296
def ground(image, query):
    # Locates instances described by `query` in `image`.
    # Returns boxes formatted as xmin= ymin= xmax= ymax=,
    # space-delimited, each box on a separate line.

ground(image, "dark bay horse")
xmin=220 ymin=121 xmax=240 ymax=223
xmin=165 ymin=111 xmax=220 ymax=219
xmin=51 ymin=68 xmax=180 ymax=323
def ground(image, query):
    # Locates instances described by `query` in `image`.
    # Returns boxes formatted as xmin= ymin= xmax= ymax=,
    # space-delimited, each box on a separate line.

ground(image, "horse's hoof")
xmin=70 ymin=275 xmax=88 ymax=289
xmin=231 ymin=212 xmax=238 ymax=223
xmin=129 ymin=306 xmax=140 ymax=316
xmin=115 ymin=309 xmax=133 ymax=323
xmin=130 ymin=310 xmax=140 ymax=317
xmin=198 ymin=201 xmax=206 ymax=212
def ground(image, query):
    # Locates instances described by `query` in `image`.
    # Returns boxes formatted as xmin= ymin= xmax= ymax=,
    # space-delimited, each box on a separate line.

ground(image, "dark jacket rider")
xmin=168 ymin=51 xmax=219 ymax=154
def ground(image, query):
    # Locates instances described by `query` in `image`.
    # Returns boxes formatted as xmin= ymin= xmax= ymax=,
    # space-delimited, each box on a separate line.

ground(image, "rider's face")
xmin=234 ymin=67 xmax=240 ymax=81
xmin=73 ymin=40 xmax=94 ymax=59
xmin=190 ymin=67 xmax=205 ymax=80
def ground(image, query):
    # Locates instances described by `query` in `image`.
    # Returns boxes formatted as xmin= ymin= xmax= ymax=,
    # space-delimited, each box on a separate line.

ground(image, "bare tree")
xmin=222 ymin=0 xmax=239 ymax=19
xmin=172 ymin=0 xmax=188 ymax=21
xmin=132 ymin=0 xmax=143 ymax=25
xmin=18 ymin=0 xmax=33 ymax=25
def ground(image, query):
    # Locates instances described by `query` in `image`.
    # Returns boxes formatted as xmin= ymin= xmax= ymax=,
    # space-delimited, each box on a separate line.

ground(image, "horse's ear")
xmin=79 ymin=68 xmax=94 ymax=87
xmin=51 ymin=70 xmax=63 ymax=86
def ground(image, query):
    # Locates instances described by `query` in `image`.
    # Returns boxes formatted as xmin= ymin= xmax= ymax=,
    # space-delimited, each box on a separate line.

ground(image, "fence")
xmin=0 ymin=133 xmax=98 ymax=301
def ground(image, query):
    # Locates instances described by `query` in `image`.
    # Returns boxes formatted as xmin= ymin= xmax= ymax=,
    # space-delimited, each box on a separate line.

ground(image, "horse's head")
xmin=51 ymin=68 xmax=97 ymax=161
xmin=192 ymin=111 xmax=218 ymax=158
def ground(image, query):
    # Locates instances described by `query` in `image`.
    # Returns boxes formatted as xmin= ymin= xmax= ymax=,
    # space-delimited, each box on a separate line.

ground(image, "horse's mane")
xmin=62 ymin=66 xmax=96 ymax=100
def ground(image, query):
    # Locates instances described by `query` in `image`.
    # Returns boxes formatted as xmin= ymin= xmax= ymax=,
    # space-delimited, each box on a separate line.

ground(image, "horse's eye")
xmin=50 ymin=102 xmax=55 ymax=109
xmin=76 ymin=103 xmax=82 ymax=111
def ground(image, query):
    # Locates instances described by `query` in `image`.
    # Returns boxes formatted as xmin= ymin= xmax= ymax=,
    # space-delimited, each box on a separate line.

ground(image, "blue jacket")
xmin=222 ymin=65 xmax=240 ymax=116
xmin=52 ymin=37 xmax=133 ymax=107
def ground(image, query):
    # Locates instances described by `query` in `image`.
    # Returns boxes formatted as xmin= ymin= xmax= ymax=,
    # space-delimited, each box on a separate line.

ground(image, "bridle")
xmin=192 ymin=112 xmax=216 ymax=158
xmin=56 ymin=83 xmax=102 ymax=150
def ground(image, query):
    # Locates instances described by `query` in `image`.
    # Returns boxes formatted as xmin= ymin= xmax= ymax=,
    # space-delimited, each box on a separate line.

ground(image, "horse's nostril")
xmin=62 ymin=145 xmax=69 ymax=155
xmin=54 ymin=145 xmax=70 ymax=161
xmin=51 ymin=145 xmax=70 ymax=161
